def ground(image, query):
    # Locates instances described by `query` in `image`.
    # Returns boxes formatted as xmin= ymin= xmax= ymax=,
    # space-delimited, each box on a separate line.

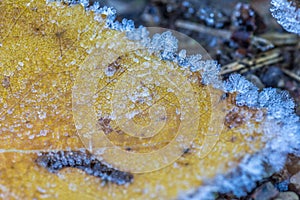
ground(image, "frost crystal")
xmin=92 ymin=5 xmax=135 ymax=31
xmin=126 ymin=29 xmax=222 ymax=87
xmin=47 ymin=0 xmax=89 ymax=7
xmin=270 ymin=0 xmax=300 ymax=34
xmin=148 ymin=31 xmax=178 ymax=60
xmin=224 ymin=74 xmax=257 ymax=94
xmin=258 ymin=88 xmax=295 ymax=119
xmin=49 ymin=0 xmax=136 ymax=32
xmin=126 ymin=26 xmax=150 ymax=42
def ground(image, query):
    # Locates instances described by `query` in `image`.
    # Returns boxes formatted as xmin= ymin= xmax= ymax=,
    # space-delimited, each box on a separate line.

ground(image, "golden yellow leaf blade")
xmin=0 ymin=1 xmax=269 ymax=199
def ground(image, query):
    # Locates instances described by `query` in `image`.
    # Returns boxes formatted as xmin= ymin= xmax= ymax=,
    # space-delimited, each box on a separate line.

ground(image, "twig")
xmin=175 ymin=20 xmax=232 ymax=40
xmin=220 ymin=49 xmax=283 ymax=75
xmin=259 ymin=32 xmax=299 ymax=46
xmin=282 ymin=69 xmax=300 ymax=83
xmin=251 ymin=36 xmax=274 ymax=52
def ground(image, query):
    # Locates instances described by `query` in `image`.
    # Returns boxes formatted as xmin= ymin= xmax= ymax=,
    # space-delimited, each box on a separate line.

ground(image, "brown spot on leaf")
xmin=98 ymin=117 xmax=114 ymax=135
xmin=2 ymin=75 xmax=10 ymax=89
xmin=36 ymin=150 xmax=133 ymax=185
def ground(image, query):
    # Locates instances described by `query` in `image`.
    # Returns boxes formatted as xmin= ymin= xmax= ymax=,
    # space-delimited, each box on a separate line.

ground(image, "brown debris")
xmin=250 ymin=182 xmax=279 ymax=200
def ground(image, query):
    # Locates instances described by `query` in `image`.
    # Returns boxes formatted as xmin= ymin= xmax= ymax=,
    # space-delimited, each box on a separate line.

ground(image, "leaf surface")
xmin=0 ymin=1 xmax=265 ymax=199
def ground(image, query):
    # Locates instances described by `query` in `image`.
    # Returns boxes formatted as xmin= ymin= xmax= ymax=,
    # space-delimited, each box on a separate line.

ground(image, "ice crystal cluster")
xmin=182 ymin=75 xmax=300 ymax=199
xmin=270 ymin=0 xmax=300 ymax=34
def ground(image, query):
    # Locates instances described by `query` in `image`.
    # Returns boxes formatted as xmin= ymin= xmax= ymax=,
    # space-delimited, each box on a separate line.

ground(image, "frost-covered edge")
xmin=270 ymin=0 xmax=300 ymax=35
xmin=180 ymin=74 xmax=300 ymax=199
xmin=49 ymin=0 xmax=300 ymax=199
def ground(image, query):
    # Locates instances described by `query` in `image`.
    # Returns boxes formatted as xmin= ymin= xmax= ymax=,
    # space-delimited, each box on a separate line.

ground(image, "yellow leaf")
xmin=0 ymin=1 xmax=268 ymax=199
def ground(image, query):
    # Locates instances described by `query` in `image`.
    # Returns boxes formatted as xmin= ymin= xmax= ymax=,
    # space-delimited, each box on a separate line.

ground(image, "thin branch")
xmin=282 ymin=69 xmax=300 ymax=82
xmin=220 ymin=49 xmax=283 ymax=75
xmin=175 ymin=20 xmax=232 ymax=40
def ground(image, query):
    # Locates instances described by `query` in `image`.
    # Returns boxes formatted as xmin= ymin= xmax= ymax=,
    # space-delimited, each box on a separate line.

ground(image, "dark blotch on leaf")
xmin=36 ymin=150 xmax=133 ymax=185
